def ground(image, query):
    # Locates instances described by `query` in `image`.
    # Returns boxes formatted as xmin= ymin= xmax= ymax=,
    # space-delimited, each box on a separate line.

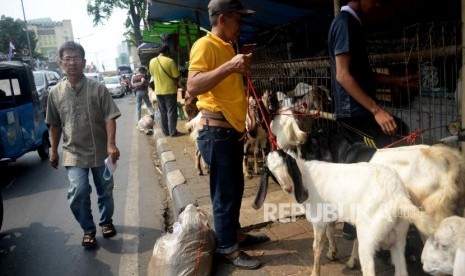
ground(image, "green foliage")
xmin=0 ymin=15 xmax=38 ymax=58
xmin=86 ymin=0 xmax=147 ymax=47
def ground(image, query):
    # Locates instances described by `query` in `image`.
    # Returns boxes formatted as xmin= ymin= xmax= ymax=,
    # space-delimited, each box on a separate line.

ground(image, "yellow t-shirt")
xmin=149 ymin=55 xmax=180 ymax=95
xmin=189 ymin=32 xmax=246 ymax=132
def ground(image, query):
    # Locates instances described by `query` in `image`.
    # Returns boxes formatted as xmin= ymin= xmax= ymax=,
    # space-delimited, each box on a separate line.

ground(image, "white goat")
xmin=421 ymin=216 xmax=465 ymax=276
xmin=270 ymin=112 xmax=308 ymax=157
xmin=257 ymin=149 xmax=435 ymax=276
xmin=184 ymin=112 xmax=208 ymax=175
xmin=275 ymin=116 xmax=465 ymax=243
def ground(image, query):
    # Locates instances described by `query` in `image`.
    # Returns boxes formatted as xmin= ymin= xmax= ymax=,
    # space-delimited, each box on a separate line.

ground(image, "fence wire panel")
xmin=250 ymin=21 xmax=461 ymax=146
xmin=369 ymin=21 xmax=461 ymax=145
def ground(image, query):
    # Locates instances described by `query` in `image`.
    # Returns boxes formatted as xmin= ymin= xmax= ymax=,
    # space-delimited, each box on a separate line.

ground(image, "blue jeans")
xmin=65 ymin=166 xmax=115 ymax=234
xmin=156 ymin=93 xmax=178 ymax=136
xmin=197 ymin=125 xmax=245 ymax=254
xmin=136 ymin=90 xmax=155 ymax=122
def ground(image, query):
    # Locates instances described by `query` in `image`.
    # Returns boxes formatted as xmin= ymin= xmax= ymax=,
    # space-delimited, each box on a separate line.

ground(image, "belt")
xmin=200 ymin=109 xmax=225 ymax=120
xmin=200 ymin=116 xmax=233 ymax=129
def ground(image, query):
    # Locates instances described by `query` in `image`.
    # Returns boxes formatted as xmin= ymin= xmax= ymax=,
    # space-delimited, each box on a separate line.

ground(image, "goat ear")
xmin=252 ymin=166 xmax=270 ymax=209
xmin=285 ymin=154 xmax=309 ymax=203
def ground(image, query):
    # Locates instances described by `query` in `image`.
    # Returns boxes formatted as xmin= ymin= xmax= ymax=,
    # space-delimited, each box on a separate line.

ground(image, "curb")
xmin=151 ymin=129 xmax=195 ymax=219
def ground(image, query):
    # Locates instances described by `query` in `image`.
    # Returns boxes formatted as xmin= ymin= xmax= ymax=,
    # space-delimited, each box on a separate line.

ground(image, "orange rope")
xmin=194 ymin=218 xmax=205 ymax=276
xmin=382 ymin=129 xmax=424 ymax=149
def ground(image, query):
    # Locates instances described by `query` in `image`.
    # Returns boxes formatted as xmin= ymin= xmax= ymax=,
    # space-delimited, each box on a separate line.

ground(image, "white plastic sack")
xmin=148 ymin=204 xmax=216 ymax=276
xmin=138 ymin=114 xmax=154 ymax=130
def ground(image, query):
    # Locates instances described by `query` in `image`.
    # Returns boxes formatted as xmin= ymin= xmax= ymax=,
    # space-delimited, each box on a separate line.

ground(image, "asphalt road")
xmin=0 ymin=95 xmax=167 ymax=276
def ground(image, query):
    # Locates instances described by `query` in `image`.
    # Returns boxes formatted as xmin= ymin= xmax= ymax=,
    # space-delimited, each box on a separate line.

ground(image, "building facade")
xmin=27 ymin=18 xmax=73 ymax=70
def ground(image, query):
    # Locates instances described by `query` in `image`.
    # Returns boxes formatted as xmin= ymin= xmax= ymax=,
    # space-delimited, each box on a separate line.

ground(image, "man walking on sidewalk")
xmin=46 ymin=41 xmax=120 ymax=249
xmin=132 ymin=66 xmax=156 ymax=130
xmin=187 ymin=0 xmax=269 ymax=270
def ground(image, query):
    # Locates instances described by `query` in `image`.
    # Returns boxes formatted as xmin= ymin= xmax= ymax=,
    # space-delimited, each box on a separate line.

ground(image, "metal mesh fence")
xmin=249 ymin=21 xmax=461 ymax=146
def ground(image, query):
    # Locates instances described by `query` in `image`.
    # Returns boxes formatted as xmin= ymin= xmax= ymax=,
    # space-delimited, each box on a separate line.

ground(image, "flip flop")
xmin=101 ymin=223 xmax=117 ymax=238
xmin=82 ymin=233 xmax=97 ymax=249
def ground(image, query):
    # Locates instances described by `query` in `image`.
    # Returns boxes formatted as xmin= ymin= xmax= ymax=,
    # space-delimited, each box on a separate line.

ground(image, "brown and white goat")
xmin=345 ymin=144 xmax=465 ymax=269
xmin=243 ymin=96 xmax=269 ymax=178
xmin=256 ymin=149 xmax=435 ymax=276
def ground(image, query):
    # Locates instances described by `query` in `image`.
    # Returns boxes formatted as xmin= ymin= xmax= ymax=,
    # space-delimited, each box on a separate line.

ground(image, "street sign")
xmin=21 ymin=48 xmax=30 ymax=56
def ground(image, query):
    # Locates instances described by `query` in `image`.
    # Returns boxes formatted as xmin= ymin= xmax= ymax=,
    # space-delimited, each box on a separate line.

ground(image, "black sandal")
xmin=101 ymin=223 xmax=117 ymax=238
xmin=82 ymin=233 xmax=97 ymax=249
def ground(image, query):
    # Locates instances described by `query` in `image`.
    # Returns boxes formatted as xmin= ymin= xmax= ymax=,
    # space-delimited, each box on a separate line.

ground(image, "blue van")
xmin=0 ymin=61 xmax=50 ymax=163
xmin=0 ymin=61 xmax=51 ymax=230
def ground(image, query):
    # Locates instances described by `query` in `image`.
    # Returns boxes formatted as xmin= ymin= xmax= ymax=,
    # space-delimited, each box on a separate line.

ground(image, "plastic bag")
xmin=148 ymin=204 xmax=216 ymax=276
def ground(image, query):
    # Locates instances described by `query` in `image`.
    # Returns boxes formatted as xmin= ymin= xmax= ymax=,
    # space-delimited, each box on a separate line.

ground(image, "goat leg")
xmin=346 ymin=238 xmax=359 ymax=269
xmin=311 ymin=223 xmax=327 ymax=276
xmin=253 ymin=149 xmax=260 ymax=175
xmin=195 ymin=149 xmax=203 ymax=176
xmin=243 ymin=144 xmax=252 ymax=179
xmin=325 ymin=222 xmax=338 ymax=261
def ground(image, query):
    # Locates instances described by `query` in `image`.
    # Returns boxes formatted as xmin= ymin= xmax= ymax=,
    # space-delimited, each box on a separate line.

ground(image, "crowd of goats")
xmin=182 ymin=82 xmax=465 ymax=276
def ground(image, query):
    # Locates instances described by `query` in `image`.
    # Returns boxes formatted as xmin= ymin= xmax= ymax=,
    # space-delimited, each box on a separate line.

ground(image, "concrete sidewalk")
xmin=150 ymin=119 xmax=428 ymax=276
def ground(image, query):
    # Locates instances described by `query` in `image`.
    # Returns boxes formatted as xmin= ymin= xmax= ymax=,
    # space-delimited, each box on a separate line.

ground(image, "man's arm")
xmin=187 ymin=53 xmax=252 ymax=97
xmin=106 ymin=119 xmax=120 ymax=163
xmin=49 ymin=125 xmax=62 ymax=169
xmin=335 ymin=53 xmax=397 ymax=135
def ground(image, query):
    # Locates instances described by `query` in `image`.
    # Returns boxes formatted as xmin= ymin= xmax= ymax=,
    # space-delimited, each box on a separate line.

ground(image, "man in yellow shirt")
xmin=187 ymin=0 xmax=269 ymax=269
xmin=149 ymin=45 xmax=181 ymax=136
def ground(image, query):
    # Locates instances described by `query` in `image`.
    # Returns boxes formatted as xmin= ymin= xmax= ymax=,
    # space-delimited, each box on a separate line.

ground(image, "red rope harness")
xmin=382 ymin=129 xmax=425 ymax=149
xmin=246 ymin=75 xmax=279 ymax=150
xmin=194 ymin=217 xmax=205 ymax=276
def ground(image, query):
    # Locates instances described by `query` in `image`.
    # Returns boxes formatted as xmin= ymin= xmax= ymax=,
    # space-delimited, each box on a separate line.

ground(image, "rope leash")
xmin=382 ymin=129 xmax=425 ymax=148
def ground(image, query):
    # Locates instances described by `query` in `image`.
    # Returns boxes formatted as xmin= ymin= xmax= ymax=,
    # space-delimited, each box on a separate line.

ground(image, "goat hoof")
xmin=346 ymin=260 xmax=356 ymax=270
xmin=326 ymin=252 xmax=337 ymax=261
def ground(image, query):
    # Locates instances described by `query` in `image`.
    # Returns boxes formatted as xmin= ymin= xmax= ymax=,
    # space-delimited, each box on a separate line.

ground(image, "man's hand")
xmin=229 ymin=53 xmax=252 ymax=75
xmin=49 ymin=152 xmax=59 ymax=169
xmin=373 ymin=108 xmax=397 ymax=135
xmin=107 ymin=144 xmax=120 ymax=164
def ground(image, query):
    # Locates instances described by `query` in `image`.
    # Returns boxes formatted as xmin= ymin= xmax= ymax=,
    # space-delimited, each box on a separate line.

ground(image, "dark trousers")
xmin=197 ymin=125 xmax=245 ymax=254
xmin=156 ymin=93 xmax=178 ymax=136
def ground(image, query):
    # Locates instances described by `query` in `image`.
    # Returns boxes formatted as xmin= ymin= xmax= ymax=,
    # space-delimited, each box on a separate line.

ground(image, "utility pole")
xmin=20 ymin=0 xmax=34 ymax=66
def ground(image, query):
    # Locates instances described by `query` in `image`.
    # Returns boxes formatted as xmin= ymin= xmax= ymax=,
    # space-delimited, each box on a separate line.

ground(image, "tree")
xmin=0 ymin=15 xmax=38 ymax=60
xmin=86 ymin=0 xmax=147 ymax=47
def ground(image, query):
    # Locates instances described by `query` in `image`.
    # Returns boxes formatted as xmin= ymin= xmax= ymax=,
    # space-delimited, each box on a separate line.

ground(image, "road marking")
xmin=119 ymin=127 xmax=139 ymax=275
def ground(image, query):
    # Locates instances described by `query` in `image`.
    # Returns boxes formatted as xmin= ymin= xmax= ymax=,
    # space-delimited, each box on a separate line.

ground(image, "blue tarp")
xmin=147 ymin=0 xmax=318 ymax=43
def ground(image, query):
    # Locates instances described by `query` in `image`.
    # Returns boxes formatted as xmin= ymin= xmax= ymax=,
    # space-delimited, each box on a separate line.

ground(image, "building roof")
xmin=147 ymin=0 xmax=459 ymax=44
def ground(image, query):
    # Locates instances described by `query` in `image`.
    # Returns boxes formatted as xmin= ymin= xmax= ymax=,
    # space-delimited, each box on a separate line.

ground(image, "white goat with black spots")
xmin=255 ymin=149 xmax=435 ymax=276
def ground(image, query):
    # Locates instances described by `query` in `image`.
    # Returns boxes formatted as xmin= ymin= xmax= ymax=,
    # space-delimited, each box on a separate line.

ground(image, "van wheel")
xmin=38 ymin=133 xmax=50 ymax=160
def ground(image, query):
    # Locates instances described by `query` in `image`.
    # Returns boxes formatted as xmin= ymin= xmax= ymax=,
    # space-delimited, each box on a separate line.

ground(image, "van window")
xmin=0 ymin=79 xmax=21 ymax=97
xmin=0 ymin=78 xmax=20 ymax=108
